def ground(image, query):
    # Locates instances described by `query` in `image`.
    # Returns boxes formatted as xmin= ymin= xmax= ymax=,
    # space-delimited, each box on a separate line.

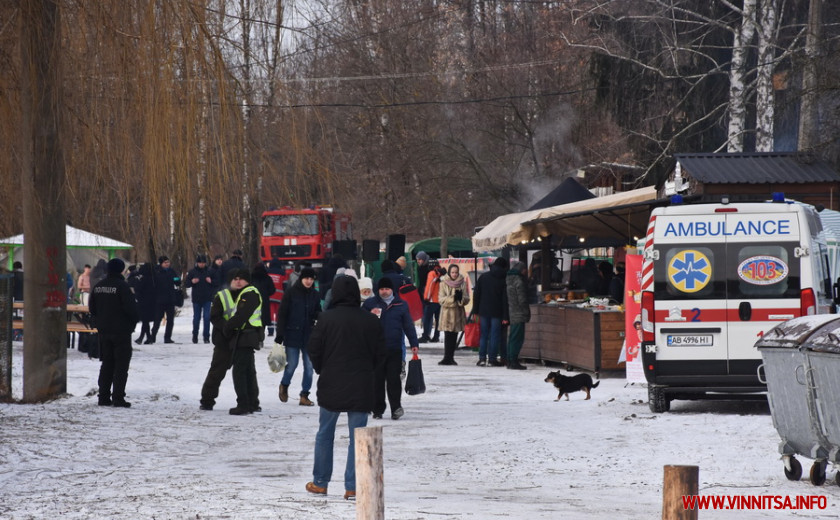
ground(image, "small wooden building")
xmin=664 ymin=152 xmax=840 ymax=210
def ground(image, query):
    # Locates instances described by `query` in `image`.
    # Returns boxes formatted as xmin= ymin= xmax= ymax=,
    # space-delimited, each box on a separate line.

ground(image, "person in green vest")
xmin=224 ymin=268 xmax=264 ymax=415
xmin=199 ymin=271 xmax=239 ymax=411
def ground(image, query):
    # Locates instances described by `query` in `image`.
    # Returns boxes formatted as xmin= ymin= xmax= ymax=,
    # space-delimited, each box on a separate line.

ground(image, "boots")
xmin=431 ymin=332 xmax=440 ymax=342
xmin=278 ymin=384 xmax=289 ymax=403
xmin=192 ymin=333 xmax=198 ymax=344
xmin=299 ymin=393 xmax=314 ymax=406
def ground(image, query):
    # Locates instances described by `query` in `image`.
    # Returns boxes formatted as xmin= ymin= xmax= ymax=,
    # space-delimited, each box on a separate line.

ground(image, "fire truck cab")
xmin=259 ymin=206 xmax=352 ymax=270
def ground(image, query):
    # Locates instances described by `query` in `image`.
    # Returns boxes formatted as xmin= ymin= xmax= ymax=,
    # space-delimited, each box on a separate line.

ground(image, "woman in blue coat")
xmin=275 ymin=267 xmax=321 ymax=406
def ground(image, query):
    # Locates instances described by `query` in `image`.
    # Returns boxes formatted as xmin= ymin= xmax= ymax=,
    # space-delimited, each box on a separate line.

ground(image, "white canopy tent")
xmin=472 ymin=187 xmax=659 ymax=252
xmin=0 ymin=225 xmax=133 ymax=271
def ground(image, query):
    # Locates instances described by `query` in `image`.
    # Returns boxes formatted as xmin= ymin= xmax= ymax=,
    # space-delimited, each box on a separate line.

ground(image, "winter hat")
xmin=196 ymin=255 xmax=207 ymax=264
xmin=232 ymin=249 xmax=243 ymax=257
xmin=416 ymin=251 xmax=429 ymax=262
xmin=395 ymin=256 xmax=407 ymax=269
xmin=493 ymin=257 xmax=509 ymax=270
xmin=300 ymin=267 xmax=316 ymax=279
xmin=380 ymin=259 xmax=394 ymax=271
xmin=358 ymin=277 xmax=373 ymax=292
xmin=377 ymin=277 xmax=393 ymax=290
xmin=158 ymin=255 xmax=169 ymax=264
xmin=232 ymin=268 xmax=251 ymax=283
xmin=107 ymin=258 xmax=125 ymax=275
xmin=343 ymin=268 xmax=359 ymax=280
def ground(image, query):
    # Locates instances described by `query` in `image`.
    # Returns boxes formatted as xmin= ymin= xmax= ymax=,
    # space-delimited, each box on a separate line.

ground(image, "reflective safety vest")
xmin=217 ymin=289 xmax=236 ymax=321
xmin=233 ymin=285 xmax=263 ymax=329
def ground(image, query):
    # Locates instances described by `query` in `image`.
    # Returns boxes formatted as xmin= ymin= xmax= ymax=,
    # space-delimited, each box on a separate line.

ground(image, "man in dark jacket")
xmin=305 ymin=276 xmax=385 ymax=499
xmin=362 ymin=277 xmax=419 ymax=420
xmin=150 ymin=255 xmax=180 ymax=344
xmin=185 ymin=255 xmax=214 ymax=344
xmin=473 ymin=257 xmax=509 ymax=366
xmin=276 ymin=266 xmax=321 ymax=406
xmin=506 ymin=261 xmax=531 ymax=370
xmin=89 ymin=258 xmax=139 ymax=408
xmin=224 ymin=269 xmax=263 ymax=415
xmin=220 ymin=249 xmax=246 ymax=288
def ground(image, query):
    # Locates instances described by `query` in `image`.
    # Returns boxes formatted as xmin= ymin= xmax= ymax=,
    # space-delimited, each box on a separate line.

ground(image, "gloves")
xmin=454 ymin=289 xmax=462 ymax=303
xmin=274 ymin=334 xmax=284 ymax=345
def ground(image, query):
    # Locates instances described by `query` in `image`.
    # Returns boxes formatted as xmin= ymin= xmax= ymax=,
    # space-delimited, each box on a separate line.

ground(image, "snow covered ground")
xmin=2 ymin=304 xmax=839 ymax=519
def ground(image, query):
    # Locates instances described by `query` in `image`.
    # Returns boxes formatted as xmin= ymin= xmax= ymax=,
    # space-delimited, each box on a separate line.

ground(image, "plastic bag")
xmin=267 ymin=342 xmax=287 ymax=373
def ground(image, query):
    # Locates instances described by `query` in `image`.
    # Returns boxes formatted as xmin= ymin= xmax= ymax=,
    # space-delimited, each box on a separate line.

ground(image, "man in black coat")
xmin=472 ymin=257 xmax=509 ymax=366
xmin=89 ymin=258 xmax=139 ymax=408
xmin=220 ymin=249 xmax=246 ymax=288
xmin=185 ymin=255 xmax=214 ymax=344
xmin=305 ymin=276 xmax=385 ymax=499
xmin=150 ymin=255 xmax=180 ymax=344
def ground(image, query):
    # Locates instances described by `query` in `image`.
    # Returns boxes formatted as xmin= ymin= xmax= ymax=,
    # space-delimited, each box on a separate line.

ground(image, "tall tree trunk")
xmin=798 ymin=0 xmax=822 ymax=151
xmin=20 ymin=0 xmax=67 ymax=402
xmin=755 ymin=0 xmax=778 ymax=152
xmin=727 ymin=0 xmax=757 ymax=152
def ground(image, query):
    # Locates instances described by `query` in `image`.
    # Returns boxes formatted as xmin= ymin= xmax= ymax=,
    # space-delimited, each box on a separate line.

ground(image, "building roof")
xmin=674 ymin=152 xmax=840 ymax=184
xmin=527 ymin=177 xmax=595 ymax=210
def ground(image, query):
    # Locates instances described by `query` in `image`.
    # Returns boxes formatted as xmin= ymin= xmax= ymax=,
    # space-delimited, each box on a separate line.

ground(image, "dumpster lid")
xmin=800 ymin=318 xmax=840 ymax=354
xmin=755 ymin=315 xmax=840 ymax=349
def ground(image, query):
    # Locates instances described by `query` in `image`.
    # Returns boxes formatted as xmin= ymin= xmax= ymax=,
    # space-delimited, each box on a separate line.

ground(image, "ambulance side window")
xmin=731 ymin=245 xmax=799 ymax=298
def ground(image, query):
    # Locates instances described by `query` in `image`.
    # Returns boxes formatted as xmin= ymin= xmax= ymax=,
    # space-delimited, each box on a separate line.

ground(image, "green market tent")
xmin=407 ymin=237 xmax=473 ymax=259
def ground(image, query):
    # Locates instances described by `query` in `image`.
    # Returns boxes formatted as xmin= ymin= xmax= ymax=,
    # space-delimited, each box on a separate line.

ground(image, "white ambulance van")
xmin=640 ymin=196 xmax=833 ymax=412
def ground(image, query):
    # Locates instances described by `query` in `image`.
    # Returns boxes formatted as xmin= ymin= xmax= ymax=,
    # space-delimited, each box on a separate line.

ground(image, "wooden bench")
xmin=12 ymin=302 xmax=97 ymax=333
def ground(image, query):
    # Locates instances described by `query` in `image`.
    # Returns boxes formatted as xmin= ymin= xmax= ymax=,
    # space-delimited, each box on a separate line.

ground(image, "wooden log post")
xmin=355 ymin=426 xmax=384 ymax=520
xmin=662 ymin=465 xmax=698 ymax=520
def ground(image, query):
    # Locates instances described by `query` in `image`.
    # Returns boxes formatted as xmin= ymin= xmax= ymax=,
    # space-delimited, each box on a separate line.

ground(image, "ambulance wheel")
xmin=648 ymin=386 xmax=670 ymax=413
xmin=810 ymin=461 xmax=826 ymax=486
xmin=783 ymin=457 xmax=802 ymax=481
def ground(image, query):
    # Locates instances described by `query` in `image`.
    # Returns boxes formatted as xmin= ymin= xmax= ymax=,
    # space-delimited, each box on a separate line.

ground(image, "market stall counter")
xmin=524 ymin=300 xmax=624 ymax=373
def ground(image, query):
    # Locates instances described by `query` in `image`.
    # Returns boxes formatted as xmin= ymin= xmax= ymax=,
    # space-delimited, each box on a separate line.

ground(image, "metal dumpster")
xmin=756 ymin=314 xmax=840 ymax=486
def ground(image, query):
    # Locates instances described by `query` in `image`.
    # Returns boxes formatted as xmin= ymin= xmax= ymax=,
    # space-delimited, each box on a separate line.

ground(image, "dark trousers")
xmin=374 ymin=349 xmax=403 ymax=415
xmin=442 ymin=331 xmax=458 ymax=362
xmin=231 ymin=348 xmax=260 ymax=410
xmin=135 ymin=320 xmax=152 ymax=342
xmin=151 ymin=303 xmax=175 ymax=341
xmin=98 ymin=333 xmax=133 ymax=402
xmin=422 ymin=302 xmax=441 ymax=339
xmin=508 ymin=323 xmax=525 ymax=361
xmin=200 ymin=343 xmax=234 ymax=408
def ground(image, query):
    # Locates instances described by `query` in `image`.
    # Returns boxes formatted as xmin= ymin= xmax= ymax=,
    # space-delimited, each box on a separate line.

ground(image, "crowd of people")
xmin=55 ymin=246 xmax=554 ymax=501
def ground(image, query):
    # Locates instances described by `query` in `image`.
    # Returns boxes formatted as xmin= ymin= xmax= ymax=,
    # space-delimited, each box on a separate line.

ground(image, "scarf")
xmin=443 ymin=275 xmax=465 ymax=288
xmin=382 ymin=294 xmax=395 ymax=306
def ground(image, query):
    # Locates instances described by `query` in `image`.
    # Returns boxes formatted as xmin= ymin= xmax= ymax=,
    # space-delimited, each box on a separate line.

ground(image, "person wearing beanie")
xmin=415 ymin=251 xmax=433 ymax=342
xmin=472 ymin=256 xmax=510 ymax=366
xmin=220 ymin=249 xmax=246 ymax=289
xmin=209 ymin=254 xmax=225 ymax=294
xmin=422 ymin=264 xmax=446 ymax=344
xmin=362 ymin=272 xmax=419 ymax=420
xmin=358 ymin=277 xmax=374 ymax=301
xmin=276 ymin=264 xmax=321 ymax=407
xmin=505 ymin=261 xmax=531 ymax=370
xmin=185 ymin=255 xmax=214 ymax=344
xmin=150 ymin=255 xmax=180 ymax=344
xmin=89 ymin=257 xmax=139 ymax=408
xmin=223 ymin=268 xmax=263 ymax=415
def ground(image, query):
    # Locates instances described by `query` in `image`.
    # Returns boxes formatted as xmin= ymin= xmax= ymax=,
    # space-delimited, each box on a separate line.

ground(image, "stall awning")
xmin=471 ymin=208 xmax=545 ymax=252
xmin=514 ymin=186 xmax=659 ymax=244
xmin=0 ymin=225 xmax=133 ymax=249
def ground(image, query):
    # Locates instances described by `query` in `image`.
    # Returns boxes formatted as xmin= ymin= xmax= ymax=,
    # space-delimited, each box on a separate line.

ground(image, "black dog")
xmin=544 ymin=371 xmax=600 ymax=401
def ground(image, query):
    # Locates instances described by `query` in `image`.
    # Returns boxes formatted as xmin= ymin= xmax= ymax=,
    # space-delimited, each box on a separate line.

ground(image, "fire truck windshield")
xmin=263 ymin=214 xmax=319 ymax=236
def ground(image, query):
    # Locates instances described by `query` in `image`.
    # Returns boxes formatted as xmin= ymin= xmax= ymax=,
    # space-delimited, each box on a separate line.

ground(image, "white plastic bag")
xmin=267 ymin=343 xmax=287 ymax=373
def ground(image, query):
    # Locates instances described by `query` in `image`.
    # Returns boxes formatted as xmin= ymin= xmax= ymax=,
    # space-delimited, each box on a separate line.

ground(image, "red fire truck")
xmin=259 ymin=205 xmax=352 ymax=268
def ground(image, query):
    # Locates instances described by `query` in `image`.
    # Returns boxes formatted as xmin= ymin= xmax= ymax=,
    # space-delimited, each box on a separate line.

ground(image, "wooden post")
xmin=355 ymin=426 xmax=384 ymax=520
xmin=662 ymin=465 xmax=698 ymax=520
